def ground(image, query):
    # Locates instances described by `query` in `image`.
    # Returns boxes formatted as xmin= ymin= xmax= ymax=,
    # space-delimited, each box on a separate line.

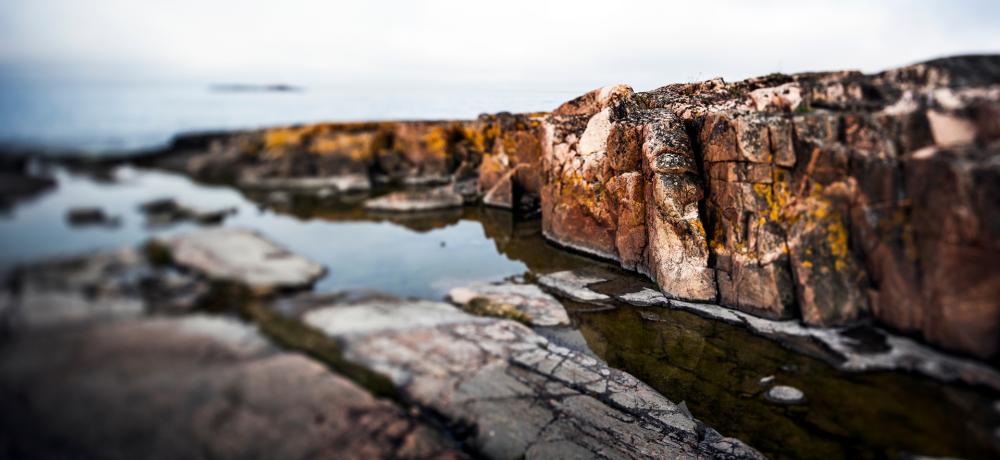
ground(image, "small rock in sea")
xmin=139 ymin=197 xmax=236 ymax=227
xmin=759 ymin=375 xmax=776 ymax=387
xmin=764 ymin=385 xmax=805 ymax=404
xmin=66 ymin=207 xmax=120 ymax=228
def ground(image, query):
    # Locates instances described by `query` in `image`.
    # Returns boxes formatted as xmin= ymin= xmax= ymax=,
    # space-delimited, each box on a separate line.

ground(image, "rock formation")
xmin=538 ymin=55 xmax=1000 ymax=361
xmin=151 ymin=55 xmax=1000 ymax=362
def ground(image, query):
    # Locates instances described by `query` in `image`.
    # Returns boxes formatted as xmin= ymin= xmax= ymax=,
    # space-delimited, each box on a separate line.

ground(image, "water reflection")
xmin=569 ymin=300 xmax=1000 ymax=459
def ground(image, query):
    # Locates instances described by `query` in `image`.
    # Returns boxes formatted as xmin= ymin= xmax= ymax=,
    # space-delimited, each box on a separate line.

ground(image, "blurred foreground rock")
xmin=0 ymin=315 xmax=464 ymax=460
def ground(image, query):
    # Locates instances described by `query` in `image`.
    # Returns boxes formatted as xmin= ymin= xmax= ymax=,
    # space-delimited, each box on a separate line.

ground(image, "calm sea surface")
xmin=0 ymin=79 xmax=579 ymax=153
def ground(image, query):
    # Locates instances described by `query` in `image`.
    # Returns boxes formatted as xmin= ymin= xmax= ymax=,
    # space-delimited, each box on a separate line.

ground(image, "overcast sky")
xmin=1 ymin=0 xmax=998 ymax=91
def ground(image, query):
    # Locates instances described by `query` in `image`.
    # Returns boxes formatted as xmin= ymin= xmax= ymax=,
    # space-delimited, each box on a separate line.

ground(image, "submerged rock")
xmin=364 ymin=187 xmax=464 ymax=212
xmin=764 ymin=385 xmax=806 ymax=405
xmin=139 ymin=197 xmax=237 ymax=227
xmin=448 ymin=282 xmax=570 ymax=327
xmin=0 ymin=315 xmax=463 ymax=459
xmin=282 ymin=293 xmax=762 ymax=459
xmin=161 ymin=228 xmax=326 ymax=292
xmin=65 ymin=207 xmax=120 ymax=228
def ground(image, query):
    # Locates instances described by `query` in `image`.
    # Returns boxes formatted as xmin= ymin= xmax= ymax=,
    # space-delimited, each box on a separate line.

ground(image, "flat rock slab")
xmin=364 ymin=187 xmax=464 ymax=212
xmin=239 ymin=174 xmax=372 ymax=194
xmin=164 ymin=228 xmax=326 ymax=292
xmin=537 ymin=270 xmax=611 ymax=302
xmin=1 ymin=249 xmax=150 ymax=328
xmin=0 ymin=315 xmax=462 ymax=459
xmin=290 ymin=295 xmax=762 ymax=459
xmin=448 ymin=282 xmax=570 ymax=327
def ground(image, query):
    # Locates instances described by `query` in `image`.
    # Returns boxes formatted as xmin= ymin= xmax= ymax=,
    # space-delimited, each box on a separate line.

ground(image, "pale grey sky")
xmin=1 ymin=0 xmax=999 ymax=91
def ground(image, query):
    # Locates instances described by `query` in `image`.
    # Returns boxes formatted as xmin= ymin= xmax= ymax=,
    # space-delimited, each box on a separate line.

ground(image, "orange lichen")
xmin=423 ymin=127 xmax=451 ymax=159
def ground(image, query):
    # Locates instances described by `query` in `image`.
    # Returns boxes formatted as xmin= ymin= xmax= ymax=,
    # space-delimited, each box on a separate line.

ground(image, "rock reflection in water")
xmin=569 ymin=301 xmax=1000 ymax=459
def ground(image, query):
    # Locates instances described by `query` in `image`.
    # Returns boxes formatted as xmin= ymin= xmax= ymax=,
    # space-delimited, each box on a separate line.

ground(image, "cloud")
xmin=1 ymin=0 xmax=998 ymax=88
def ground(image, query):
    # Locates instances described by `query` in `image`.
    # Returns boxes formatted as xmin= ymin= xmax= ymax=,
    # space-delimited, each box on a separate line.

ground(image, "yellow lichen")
xmin=826 ymin=221 xmax=849 ymax=270
xmin=423 ymin=127 xmax=451 ymax=159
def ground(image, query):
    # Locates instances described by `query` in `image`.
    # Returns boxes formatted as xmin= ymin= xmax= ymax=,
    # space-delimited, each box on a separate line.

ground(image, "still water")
xmin=0 ymin=80 xmax=578 ymax=153
xmin=1 ymin=167 xmax=999 ymax=459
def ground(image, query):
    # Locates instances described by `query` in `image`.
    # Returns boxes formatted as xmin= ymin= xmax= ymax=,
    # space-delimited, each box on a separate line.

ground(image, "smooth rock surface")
xmin=764 ymin=385 xmax=805 ymax=404
xmin=1 ymin=249 xmax=149 ymax=328
xmin=0 ymin=315 xmax=463 ymax=459
xmin=163 ymin=227 xmax=326 ymax=291
xmin=364 ymin=187 xmax=464 ymax=212
xmin=536 ymin=270 xmax=610 ymax=303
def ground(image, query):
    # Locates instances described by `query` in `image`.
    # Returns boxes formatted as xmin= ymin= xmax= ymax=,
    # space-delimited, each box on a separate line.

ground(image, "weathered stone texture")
xmin=168 ymin=113 xmax=545 ymax=208
xmin=540 ymin=56 xmax=1000 ymax=359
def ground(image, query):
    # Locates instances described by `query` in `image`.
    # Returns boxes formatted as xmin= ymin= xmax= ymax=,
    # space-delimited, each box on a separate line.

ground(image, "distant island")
xmin=208 ymin=83 xmax=302 ymax=93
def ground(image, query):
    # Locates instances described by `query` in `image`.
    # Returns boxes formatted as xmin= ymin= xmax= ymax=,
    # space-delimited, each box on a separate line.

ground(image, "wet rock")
xmin=1 ymin=249 xmax=148 ymax=329
xmin=0 ymin=315 xmax=463 ymax=459
xmin=536 ymin=270 xmax=610 ymax=303
xmin=448 ymin=282 xmax=570 ymax=327
xmin=282 ymin=294 xmax=762 ymax=459
xmin=162 ymin=228 xmax=326 ymax=292
xmin=764 ymin=385 xmax=805 ymax=404
xmin=364 ymin=187 xmax=464 ymax=212
xmin=139 ymin=197 xmax=237 ymax=227
xmin=0 ymin=245 xmax=216 ymax=331
xmin=65 ymin=207 xmax=120 ymax=227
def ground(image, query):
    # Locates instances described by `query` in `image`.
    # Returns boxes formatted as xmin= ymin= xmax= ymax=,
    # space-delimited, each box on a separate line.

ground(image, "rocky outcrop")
xmin=162 ymin=113 xmax=545 ymax=210
xmin=539 ymin=55 xmax=1000 ymax=360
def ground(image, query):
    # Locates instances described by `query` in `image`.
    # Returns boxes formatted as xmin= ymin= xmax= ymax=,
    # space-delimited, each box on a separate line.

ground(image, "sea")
xmin=0 ymin=78 xmax=580 ymax=154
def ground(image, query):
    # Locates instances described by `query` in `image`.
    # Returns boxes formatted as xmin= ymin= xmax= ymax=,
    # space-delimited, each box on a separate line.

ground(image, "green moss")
xmin=194 ymin=281 xmax=397 ymax=399
xmin=242 ymin=300 xmax=398 ymax=398
xmin=462 ymin=297 xmax=533 ymax=325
